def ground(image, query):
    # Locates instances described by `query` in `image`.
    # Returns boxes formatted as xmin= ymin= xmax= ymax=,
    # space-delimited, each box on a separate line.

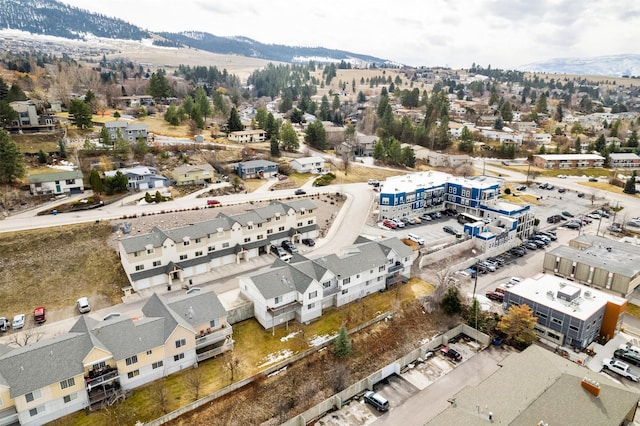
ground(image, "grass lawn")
xmin=51 ymin=278 xmax=434 ymax=425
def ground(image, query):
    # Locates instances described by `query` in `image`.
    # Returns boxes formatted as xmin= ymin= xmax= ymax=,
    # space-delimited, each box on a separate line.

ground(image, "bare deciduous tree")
xmin=224 ymin=351 xmax=242 ymax=383
xmin=8 ymin=329 xmax=44 ymax=347
xmin=150 ymin=379 xmax=170 ymax=414
xmin=184 ymin=366 xmax=204 ymax=401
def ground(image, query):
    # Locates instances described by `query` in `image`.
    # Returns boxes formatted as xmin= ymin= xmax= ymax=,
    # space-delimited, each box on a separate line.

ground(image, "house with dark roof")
xmin=239 ymin=236 xmax=413 ymax=329
xmin=235 ymin=160 xmax=278 ymax=179
xmin=27 ymin=170 xmax=84 ymax=195
xmin=0 ymin=289 xmax=229 ymax=424
xmin=118 ymin=200 xmax=318 ymax=291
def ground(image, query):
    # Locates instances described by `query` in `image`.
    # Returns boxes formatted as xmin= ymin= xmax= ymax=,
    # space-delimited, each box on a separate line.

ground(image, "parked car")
xmin=479 ymin=261 xmax=496 ymax=272
xmin=538 ymin=231 xmax=557 ymax=241
xmin=12 ymin=314 xmax=25 ymax=329
xmin=546 ymin=184 xmax=555 ymax=190
xmin=207 ymin=199 xmax=220 ymax=206
xmin=516 ymin=185 xmax=527 ymax=191
xmin=76 ymin=297 xmax=91 ymax=313
xmin=294 ymin=189 xmax=306 ymax=195
xmin=509 ymin=247 xmax=525 ymax=257
xmin=558 ymin=188 xmax=566 ymax=193
xmin=440 ymin=346 xmax=462 ymax=362
xmin=538 ymin=183 xmax=549 ymax=189
xmin=566 ymin=221 xmax=581 ymax=229
xmin=577 ymin=192 xmax=585 ymax=197
xmin=602 ymin=358 xmax=639 ymax=382
xmin=392 ymin=218 xmax=405 ymax=228
xmin=528 ymin=239 xmax=546 ymax=249
xmin=522 ymin=241 xmax=538 ymax=250
xmin=271 ymin=244 xmax=288 ymax=258
xmin=614 ymin=349 xmax=640 ymax=367
xmin=589 ymin=177 xmax=598 ymax=182
xmin=281 ymin=240 xmax=298 ymax=254
xmin=367 ymin=179 xmax=379 ymax=186
xmin=419 ymin=214 xmax=432 ymax=221
xmin=443 ymin=225 xmax=458 ymax=235
xmin=363 ymin=391 xmax=389 ymax=412
xmin=407 ymin=233 xmax=425 ymax=245
xmin=561 ymin=210 xmax=574 ymax=218
xmin=547 ymin=215 xmax=564 ymax=224
xmin=557 ymin=174 xmax=567 ymax=179
xmin=401 ymin=217 xmax=413 ymax=226
xmin=34 ymin=306 xmax=46 ymax=324
xmin=0 ymin=317 xmax=8 ymax=332
xmin=301 ymin=238 xmax=315 ymax=246
xmin=486 ymin=291 xmax=504 ymax=302
xmin=383 ymin=219 xmax=397 ymax=229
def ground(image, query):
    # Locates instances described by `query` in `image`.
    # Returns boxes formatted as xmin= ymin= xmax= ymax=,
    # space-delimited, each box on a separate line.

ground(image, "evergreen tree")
xmin=148 ymin=71 xmax=172 ymax=99
xmin=227 ymin=107 xmax=244 ymax=132
xmin=0 ymin=77 xmax=8 ymax=100
xmin=624 ymin=177 xmax=636 ymax=194
xmin=99 ymin=126 xmax=111 ymax=146
xmin=442 ymin=287 xmax=462 ymax=315
xmin=0 ymin=100 xmax=17 ymax=127
xmin=458 ymin=126 xmax=474 ymax=153
xmin=627 ymin=130 xmax=639 ymax=148
xmin=595 ymin=134 xmax=606 ymax=152
xmin=89 ymin=170 xmax=103 ymax=194
xmin=134 ymin=135 xmax=149 ymax=158
xmin=57 ymin=139 xmax=67 ymax=158
xmin=68 ymin=99 xmax=92 ymax=129
xmin=0 ymin=129 xmax=26 ymax=183
xmin=194 ymin=87 xmax=211 ymax=121
xmin=280 ymin=121 xmax=299 ymax=152
xmin=164 ymin=102 xmax=180 ymax=126
xmin=401 ymin=146 xmax=415 ymax=167
xmin=270 ymin=137 xmax=280 ymax=157
xmin=304 ymin=120 xmax=327 ymax=150
xmin=37 ymin=149 xmax=47 ymax=164
xmin=333 ymin=325 xmax=352 ymax=358
xmin=7 ymin=84 xmax=27 ymax=102
xmin=372 ymin=140 xmax=385 ymax=160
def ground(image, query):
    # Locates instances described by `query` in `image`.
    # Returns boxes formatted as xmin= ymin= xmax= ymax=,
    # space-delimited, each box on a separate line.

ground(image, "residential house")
xmin=335 ymin=135 xmax=377 ymax=158
xmin=543 ymin=234 xmax=640 ymax=297
xmin=118 ymin=200 xmax=318 ymax=291
xmin=533 ymin=133 xmax=552 ymax=145
xmin=235 ymin=160 xmax=278 ymax=179
xmin=609 ymin=152 xmax=640 ymax=169
xmin=503 ymin=274 xmax=626 ymax=350
xmin=171 ymin=163 xmax=216 ymax=186
xmin=104 ymin=166 xmax=169 ymax=190
xmin=533 ymin=154 xmax=605 ymax=169
xmin=426 ymin=151 xmax=472 ymax=168
xmin=104 ymin=121 xmax=148 ymax=143
xmin=8 ymin=101 xmax=55 ymax=132
xmin=228 ymin=129 xmax=267 ymax=143
xmin=239 ymin=236 xmax=413 ymax=329
xmin=290 ymin=157 xmax=325 ymax=174
xmin=28 ymin=170 xmax=84 ymax=196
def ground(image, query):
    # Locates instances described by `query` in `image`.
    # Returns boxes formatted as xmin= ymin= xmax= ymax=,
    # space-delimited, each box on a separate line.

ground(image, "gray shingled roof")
xmin=167 ymin=291 xmax=227 ymax=328
xmin=142 ymin=293 xmax=195 ymax=342
xmin=0 ymin=333 xmax=89 ymax=398
xmin=428 ymin=345 xmax=640 ymax=425
xmin=89 ymin=315 xmax=166 ymax=361
xmin=249 ymin=266 xmax=313 ymax=299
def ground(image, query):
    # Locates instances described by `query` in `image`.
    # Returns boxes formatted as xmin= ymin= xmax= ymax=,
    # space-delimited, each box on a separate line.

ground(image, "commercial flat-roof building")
xmin=543 ymin=234 xmax=640 ymax=296
xmin=504 ymin=274 xmax=626 ymax=350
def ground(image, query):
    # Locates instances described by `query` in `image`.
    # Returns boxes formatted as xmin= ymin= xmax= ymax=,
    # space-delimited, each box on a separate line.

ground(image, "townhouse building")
xmin=27 ymin=170 xmax=84 ymax=196
xmin=503 ymin=274 xmax=626 ymax=350
xmin=609 ymin=152 xmax=640 ymax=169
xmin=239 ymin=236 xmax=413 ymax=329
xmin=118 ymin=200 xmax=319 ymax=291
xmin=533 ymin=154 xmax=605 ymax=169
xmin=0 ymin=290 xmax=231 ymax=425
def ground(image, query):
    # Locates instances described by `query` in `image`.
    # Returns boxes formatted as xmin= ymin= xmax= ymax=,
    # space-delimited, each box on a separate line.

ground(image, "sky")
xmin=57 ymin=0 xmax=640 ymax=69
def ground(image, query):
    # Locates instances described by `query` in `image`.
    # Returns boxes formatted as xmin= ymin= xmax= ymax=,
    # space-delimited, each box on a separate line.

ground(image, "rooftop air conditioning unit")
xmin=584 ymin=291 xmax=592 ymax=298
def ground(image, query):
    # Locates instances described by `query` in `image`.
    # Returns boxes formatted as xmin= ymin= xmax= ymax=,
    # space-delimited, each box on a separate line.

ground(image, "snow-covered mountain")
xmin=518 ymin=54 xmax=640 ymax=77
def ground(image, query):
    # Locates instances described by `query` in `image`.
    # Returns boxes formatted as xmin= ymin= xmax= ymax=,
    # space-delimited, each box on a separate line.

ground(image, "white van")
xmin=407 ymin=233 xmax=424 ymax=245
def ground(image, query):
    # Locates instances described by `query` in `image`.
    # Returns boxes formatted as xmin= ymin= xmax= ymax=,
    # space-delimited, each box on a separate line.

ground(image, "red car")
xmin=440 ymin=346 xmax=462 ymax=362
xmin=207 ymin=199 xmax=220 ymax=206
xmin=34 ymin=306 xmax=46 ymax=324
xmin=383 ymin=219 xmax=397 ymax=229
xmin=486 ymin=291 xmax=504 ymax=302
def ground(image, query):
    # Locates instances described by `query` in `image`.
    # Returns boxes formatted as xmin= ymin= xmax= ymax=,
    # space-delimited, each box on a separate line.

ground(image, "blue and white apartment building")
xmin=378 ymin=171 xmax=535 ymax=244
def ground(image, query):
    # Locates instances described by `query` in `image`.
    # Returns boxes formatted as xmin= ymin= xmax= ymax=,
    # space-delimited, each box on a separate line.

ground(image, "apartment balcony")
xmin=85 ymin=368 xmax=119 ymax=388
xmin=195 ymin=324 xmax=233 ymax=350
xmin=0 ymin=406 xmax=18 ymax=425
xmin=388 ymin=262 xmax=404 ymax=274
xmin=196 ymin=338 xmax=234 ymax=362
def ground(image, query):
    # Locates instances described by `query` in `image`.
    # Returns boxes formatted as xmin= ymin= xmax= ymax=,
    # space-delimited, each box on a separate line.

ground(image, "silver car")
xmin=76 ymin=297 xmax=91 ymax=313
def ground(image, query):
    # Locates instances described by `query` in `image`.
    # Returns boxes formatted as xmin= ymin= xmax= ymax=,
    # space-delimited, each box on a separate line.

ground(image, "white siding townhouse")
xmin=239 ymin=236 xmax=413 ymax=329
xmin=118 ymin=200 xmax=319 ymax=291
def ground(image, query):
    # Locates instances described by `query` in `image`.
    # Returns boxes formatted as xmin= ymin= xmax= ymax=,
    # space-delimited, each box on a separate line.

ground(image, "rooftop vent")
xmin=584 ymin=291 xmax=592 ymax=298
xmin=581 ymin=377 xmax=600 ymax=397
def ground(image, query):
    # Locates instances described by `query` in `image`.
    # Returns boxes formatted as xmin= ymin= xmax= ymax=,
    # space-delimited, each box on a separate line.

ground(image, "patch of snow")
xmin=309 ymin=334 xmax=334 ymax=347
xmin=280 ymin=331 xmax=300 ymax=342
xmin=258 ymin=349 xmax=293 ymax=368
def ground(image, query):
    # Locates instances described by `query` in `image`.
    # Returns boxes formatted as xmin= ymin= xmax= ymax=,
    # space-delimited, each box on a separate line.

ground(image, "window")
xmin=551 ymin=318 xmax=563 ymax=326
xmin=257 ymin=223 xmax=263 ymax=228
xmin=244 ymin=238 xmax=250 ymax=243
xmin=569 ymin=325 xmax=579 ymax=332
xmin=257 ymin=234 xmax=264 ymax=240
xmin=267 ymin=229 xmax=273 ymax=234
xmin=297 ymin=222 xmax=303 ymax=227
xmin=307 ymin=303 xmax=315 ymax=309
xmin=63 ymin=393 xmax=78 ymax=404
xmin=153 ymin=260 xmax=161 ymax=267
xmin=195 ymin=238 xmax=201 ymax=244
xmin=134 ymin=252 xmax=140 ymax=257
xmin=307 ymin=220 xmax=314 ymax=225
xmin=60 ymin=377 xmax=75 ymax=390
xmin=222 ymin=242 xmax=230 ymax=248
xmin=323 ymin=281 xmax=331 ymax=288
xmin=152 ymin=361 xmax=164 ymax=369
xmin=274 ymin=296 xmax=281 ymax=304
xmin=93 ymin=361 xmax=106 ymax=370
xmin=379 ymin=266 xmax=385 ymax=272
xmin=183 ymin=241 xmax=190 ymax=246
xmin=195 ymin=250 xmax=203 ymax=256
xmin=125 ymin=355 xmax=138 ymax=366
xmin=146 ymin=248 xmax=154 ymax=254
xmin=29 ymin=405 xmax=45 ymax=417
xmin=179 ymin=254 xmax=187 ymax=260
xmin=342 ymin=277 xmax=351 ymax=285
xmin=209 ymin=319 xmax=219 ymax=328
xmin=25 ymin=389 xmax=41 ymax=403
xmin=278 ymin=226 xmax=285 ymax=232
xmin=135 ymin=265 xmax=144 ymax=271
xmin=174 ymin=353 xmax=185 ymax=362
xmin=309 ymin=290 xmax=317 ymax=299
xmin=127 ymin=370 xmax=140 ymax=379
xmin=208 ymin=246 xmax=215 ymax=252
xmin=247 ymin=225 xmax=253 ymax=230
xmin=536 ymin=311 xmax=548 ymax=319
xmin=146 ymin=350 xmax=152 ymax=355
xmin=342 ymin=289 xmax=349 ymax=295
xmin=175 ymin=338 xmax=186 ymax=348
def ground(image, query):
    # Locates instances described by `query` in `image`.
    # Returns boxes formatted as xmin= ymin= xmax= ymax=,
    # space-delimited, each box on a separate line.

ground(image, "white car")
xmin=76 ymin=297 xmax=91 ymax=313
xmin=12 ymin=314 xmax=25 ymax=329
